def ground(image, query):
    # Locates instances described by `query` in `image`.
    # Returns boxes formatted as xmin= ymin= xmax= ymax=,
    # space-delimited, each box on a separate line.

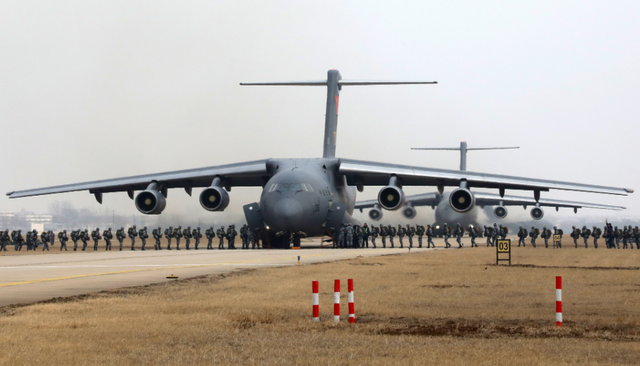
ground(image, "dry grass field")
xmin=0 ymin=242 xmax=638 ymax=365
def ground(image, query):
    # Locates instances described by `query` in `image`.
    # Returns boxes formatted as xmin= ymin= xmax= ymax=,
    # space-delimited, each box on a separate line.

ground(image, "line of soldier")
xmin=0 ymin=224 xmax=262 ymax=252
xmin=567 ymin=224 xmax=640 ymax=249
xmin=332 ymin=223 xmax=490 ymax=249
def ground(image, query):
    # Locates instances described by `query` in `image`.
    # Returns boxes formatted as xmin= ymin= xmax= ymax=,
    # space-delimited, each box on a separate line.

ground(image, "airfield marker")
xmin=298 ymin=256 xmax=300 ymax=265
xmin=312 ymin=280 xmax=319 ymax=321
xmin=348 ymin=279 xmax=355 ymax=323
xmin=334 ymin=279 xmax=340 ymax=322
xmin=556 ymin=276 xmax=562 ymax=327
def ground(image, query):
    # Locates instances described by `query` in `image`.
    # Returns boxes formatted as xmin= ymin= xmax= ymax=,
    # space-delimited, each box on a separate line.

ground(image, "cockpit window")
xmin=269 ymin=183 xmax=314 ymax=193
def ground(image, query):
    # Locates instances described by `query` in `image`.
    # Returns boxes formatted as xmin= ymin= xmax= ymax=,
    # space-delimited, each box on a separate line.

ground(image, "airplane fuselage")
xmin=259 ymin=158 xmax=356 ymax=237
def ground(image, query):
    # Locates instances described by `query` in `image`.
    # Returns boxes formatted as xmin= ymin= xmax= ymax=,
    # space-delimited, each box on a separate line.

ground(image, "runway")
xmin=0 ymin=246 xmax=430 ymax=306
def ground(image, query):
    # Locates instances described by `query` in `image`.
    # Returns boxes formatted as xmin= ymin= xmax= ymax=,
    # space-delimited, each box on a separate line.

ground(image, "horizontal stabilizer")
xmin=241 ymin=80 xmax=437 ymax=87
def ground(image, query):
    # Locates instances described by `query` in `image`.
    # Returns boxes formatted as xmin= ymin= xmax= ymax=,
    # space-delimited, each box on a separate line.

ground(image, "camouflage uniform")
xmin=443 ymin=223 xmax=451 ymax=248
xmin=184 ymin=226 xmax=192 ymax=250
xmin=152 ymin=227 xmax=162 ymax=250
xmin=530 ymin=227 xmax=539 ymax=248
xmin=103 ymin=228 xmax=113 ymax=251
xmin=379 ymin=225 xmax=387 ymax=248
xmin=455 ymin=224 xmax=464 ymax=248
xmin=139 ymin=227 xmax=148 ymax=250
xmin=206 ymin=227 xmax=214 ymax=249
xmin=58 ymin=230 xmax=68 ymax=251
xmin=174 ymin=226 xmax=183 ymax=250
xmin=91 ymin=228 xmax=101 ymax=251
xmin=217 ymin=226 xmax=225 ymax=249
xmin=193 ymin=227 xmax=202 ymax=250
xmin=406 ymin=225 xmax=415 ymax=248
xmin=116 ymin=228 xmax=126 ymax=251
xmin=426 ymin=225 xmax=435 ymax=248
xmin=397 ymin=225 xmax=405 ymax=248
xmin=388 ymin=225 xmax=396 ymax=248
xmin=165 ymin=226 xmax=173 ymax=250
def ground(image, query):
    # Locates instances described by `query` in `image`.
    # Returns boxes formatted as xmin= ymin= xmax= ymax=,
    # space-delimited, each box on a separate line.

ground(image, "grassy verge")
xmin=0 ymin=245 xmax=638 ymax=365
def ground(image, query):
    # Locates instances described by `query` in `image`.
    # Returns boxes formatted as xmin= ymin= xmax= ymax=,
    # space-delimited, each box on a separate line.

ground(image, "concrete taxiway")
xmin=0 ymin=246 xmax=430 ymax=306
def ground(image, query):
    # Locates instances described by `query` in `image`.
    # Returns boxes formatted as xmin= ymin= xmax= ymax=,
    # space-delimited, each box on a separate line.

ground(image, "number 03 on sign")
xmin=496 ymin=239 xmax=511 ymax=265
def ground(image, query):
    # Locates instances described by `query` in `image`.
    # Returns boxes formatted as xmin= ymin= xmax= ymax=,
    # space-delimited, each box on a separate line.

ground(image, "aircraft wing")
xmin=473 ymin=192 xmax=626 ymax=211
xmin=6 ymin=160 xmax=270 ymax=199
xmin=339 ymin=159 xmax=633 ymax=196
xmin=355 ymin=192 xmax=441 ymax=211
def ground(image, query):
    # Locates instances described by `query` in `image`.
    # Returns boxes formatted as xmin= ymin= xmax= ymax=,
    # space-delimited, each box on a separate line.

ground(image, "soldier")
xmin=194 ymin=227 xmax=202 ymax=250
xmin=484 ymin=226 xmax=492 ymax=247
xmin=165 ymin=226 xmax=174 ymax=250
xmin=491 ymin=223 xmax=500 ymax=246
xmin=40 ymin=230 xmax=50 ymax=251
xmin=15 ymin=230 xmax=24 ymax=251
xmin=469 ymin=225 xmax=478 ymax=247
xmin=370 ymin=225 xmax=379 ymax=248
xmin=139 ymin=226 xmax=149 ymax=250
xmin=581 ymin=226 xmax=591 ymax=248
xmin=205 ymin=227 xmax=214 ymax=249
xmin=336 ymin=224 xmax=345 ymax=248
xmin=243 ymin=226 xmax=253 ymax=249
xmin=634 ymin=226 xmax=640 ymax=249
xmin=379 ymin=224 xmax=387 ymax=248
xmin=407 ymin=225 xmax=415 ymax=248
xmin=388 ymin=225 xmax=396 ymax=248
xmin=454 ymin=224 xmax=464 ymax=248
xmin=443 ymin=223 xmax=451 ymax=248
xmin=604 ymin=222 xmax=614 ymax=249
xmin=529 ymin=226 xmax=538 ymax=248
xmin=48 ymin=230 xmax=55 ymax=248
xmin=181 ymin=226 xmax=190 ymax=250
xmin=0 ymin=230 xmax=8 ymax=251
xmin=426 ymin=225 xmax=435 ymax=248
xmin=592 ymin=226 xmax=601 ymax=249
xmin=570 ymin=226 xmax=580 ymax=248
xmin=362 ymin=223 xmax=370 ymax=248
xmin=152 ymin=227 xmax=162 ymax=250
xmin=217 ymin=226 xmax=225 ymax=249
xmin=25 ymin=230 xmax=33 ymax=251
xmin=541 ymin=227 xmax=550 ymax=248
xmin=253 ymin=227 xmax=261 ymax=249
xmin=346 ymin=224 xmax=355 ymax=248
xmin=517 ymin=226 xmax=527 ymax=247
xmin=397 ymin=224 xmax=405 ymax=248
xmin=104 ymin=228 xmax=113 ymax=251
xmin=69 ymin=230 xmax=77 ymax=251
xmin=553 ymin=226 xmax=563 ymax=248
xmin=116 ymin=227 xmax=126 ymax=251
xmin=613 ymin=226 xmax=621 ymax=249
xmin=58 ymin=230 xmax=68 ymax=251
xmin=80 ymin=229 xmax=89 ymax=251
xmin=415 ymin=225 xmax=425 ymax=248
xmin=240 ymin=224 xmax=248 ymax=249
xmin=622 ymin=226 xmax=630 ymax=249
xmin=91 ymin=227 xmax=101 ymax=251
xmin=174 ymin=226 xmax=183 ymax=250
xmin=127 ymin=225 xmax=137 ymax=250
xmin=227 ymin=225 xmax=237 ymax=249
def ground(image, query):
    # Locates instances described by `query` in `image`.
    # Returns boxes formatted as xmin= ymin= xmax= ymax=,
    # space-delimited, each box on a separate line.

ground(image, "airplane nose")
xmin=274 ymin=198 xmax=303 ymax=228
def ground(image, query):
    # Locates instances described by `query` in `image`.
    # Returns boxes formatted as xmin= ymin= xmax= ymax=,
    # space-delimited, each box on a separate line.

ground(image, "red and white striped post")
xmin=334 ymin=279 xmax=340 ymax=322
xmin=556 ymin=276 xmax=562 ymax=327
xmin=312 ymin=280 xmax=319 ymax=321
xmin=348 ymin=279 xmax=355 ymax=323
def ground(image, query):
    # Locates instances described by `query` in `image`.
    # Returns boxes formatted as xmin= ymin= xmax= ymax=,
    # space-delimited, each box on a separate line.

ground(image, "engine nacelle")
xmin=449 ymin=188 xmax=475 ymax=213
xmin=493 ymin=206 xmax=508 ymax=219
xmin=402 ymin=204 xmax=416 ymax=219
xmin=368 ymin=205 xmax=383 ymax=221
xmin=530 ymin=207 xmax=544 ymax=220
xmin=378 ymin=186 xmax=405 ymax=211
xmin=135 ymin=188 xmax=166 ymax=215
xmin=199 ymin=186 xmax=230 ymax=212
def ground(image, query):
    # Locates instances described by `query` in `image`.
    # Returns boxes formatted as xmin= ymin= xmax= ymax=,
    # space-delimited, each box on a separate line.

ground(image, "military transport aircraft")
xmin=355 ymin=141 xmax=627 ymax=228
xmin=7 ymin=70 xmax=634 ymax=247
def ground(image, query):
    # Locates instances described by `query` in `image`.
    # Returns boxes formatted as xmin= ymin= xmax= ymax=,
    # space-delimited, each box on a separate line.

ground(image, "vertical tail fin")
xmin=241 ymin=70 xmax=437 ymax=159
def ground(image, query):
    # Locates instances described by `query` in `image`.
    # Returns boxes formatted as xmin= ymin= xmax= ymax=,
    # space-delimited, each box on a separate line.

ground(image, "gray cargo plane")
xmin=7 ymin=70 xmax=634 ymax=248
xmin=355 ymin=141 xmax=627 ymax=227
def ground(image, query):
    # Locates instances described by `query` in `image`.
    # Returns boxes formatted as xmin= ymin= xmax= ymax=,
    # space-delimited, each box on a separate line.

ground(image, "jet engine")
xmin=530 ymin=207 xmax=544 ymax=220
xmin=135 ymin=184 xmax=166 ymax=215
xmin=493 ymin=206 xmax=508 ymax=219
xmin=199 ymin=186 xmax=230 ymax=212
xmin=378 ymin=175 xmax=406 ymax=212
xmin=449 ymin=187 xmax=475 ymax=213
xmin=402 ymin=204 xmax=416 ymax=219
xmin=368 ymin=204 xmax=383 ymax=221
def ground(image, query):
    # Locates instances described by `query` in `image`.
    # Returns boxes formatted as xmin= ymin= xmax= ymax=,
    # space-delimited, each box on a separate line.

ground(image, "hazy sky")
xmin=1 ymin=1 xmax=639 ymax=225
